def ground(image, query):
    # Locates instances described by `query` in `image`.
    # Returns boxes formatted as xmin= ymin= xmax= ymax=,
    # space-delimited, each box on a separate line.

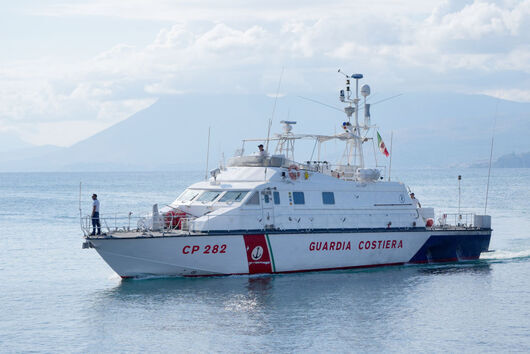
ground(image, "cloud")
xmin=1 ymin=0 xmax=529 ymax=146
xmin=31 ymin=0 xmax=438 ymax=23
xmin=481 ymin=88 xmax=530 ymax=102
xmin=11 ymin=98 xmax=156 ymax=147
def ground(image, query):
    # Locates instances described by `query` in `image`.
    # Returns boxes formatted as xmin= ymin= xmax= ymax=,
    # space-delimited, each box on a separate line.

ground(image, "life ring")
xmin=288 ymin=164 xmax=300 ymax=180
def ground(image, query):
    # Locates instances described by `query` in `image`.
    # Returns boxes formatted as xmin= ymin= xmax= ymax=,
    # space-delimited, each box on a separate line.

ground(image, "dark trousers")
xmin=92 ymin=212 xmax=101 ymax=235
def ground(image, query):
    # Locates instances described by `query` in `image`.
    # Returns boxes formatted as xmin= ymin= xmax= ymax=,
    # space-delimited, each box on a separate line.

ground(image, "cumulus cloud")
xmin=481 ymin=88 xmax=530 ymax=102
xmin=1 ymin=0 xmax=529 ymax=146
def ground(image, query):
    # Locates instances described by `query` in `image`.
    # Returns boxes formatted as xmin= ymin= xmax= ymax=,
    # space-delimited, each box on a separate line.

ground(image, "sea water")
xmin=0 ymin=169 xmax=529 ymax=353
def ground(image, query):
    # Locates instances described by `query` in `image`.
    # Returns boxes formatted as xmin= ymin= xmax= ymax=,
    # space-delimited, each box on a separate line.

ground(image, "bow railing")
xmin=81 ymin=211 xmax=195 ymax=236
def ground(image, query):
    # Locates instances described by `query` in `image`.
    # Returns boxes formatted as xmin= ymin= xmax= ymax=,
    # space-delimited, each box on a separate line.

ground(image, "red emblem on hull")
xmin=243 ymin=234 xmax=272 ymax=274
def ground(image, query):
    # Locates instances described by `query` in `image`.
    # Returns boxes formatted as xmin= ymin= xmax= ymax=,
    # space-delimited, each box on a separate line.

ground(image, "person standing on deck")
xmin=91 ymin=194 xmax=101 ymax=235
xmin=410 ymin=193 xmax=421 ymax=208
xmin=258 ymin=144 xmax=266 ymax=156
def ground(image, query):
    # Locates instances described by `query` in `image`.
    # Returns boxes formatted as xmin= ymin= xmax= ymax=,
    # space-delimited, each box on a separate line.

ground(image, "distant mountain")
xmin=0 ymin=145 xmax=64 ymax=163
xmin=470 ymin=152 xmax=530 ymax=168
xmin=0 ymin=95 xmax=287 ymax=171
xmin=0 ymin=132 xmax=33 ymax=152
xmin=495 ymin=152 xmax=530 ymax=167
xmin=1 ymin=92 xmax=529 ymax=171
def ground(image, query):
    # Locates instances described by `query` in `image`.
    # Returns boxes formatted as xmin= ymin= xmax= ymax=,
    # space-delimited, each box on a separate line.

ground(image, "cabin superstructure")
xmin=170 ymin=166 xmax=431 ymax=233
xmin=140 ymin=72 xmax=430 ymax=233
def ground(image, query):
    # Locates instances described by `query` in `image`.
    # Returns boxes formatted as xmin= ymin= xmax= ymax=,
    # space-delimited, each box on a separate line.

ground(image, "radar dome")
xmin=361 ymin=84 xmax=371 ymax=97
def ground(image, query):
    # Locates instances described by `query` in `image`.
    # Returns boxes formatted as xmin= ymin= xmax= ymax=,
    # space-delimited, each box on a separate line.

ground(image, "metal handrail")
xmin=436 ymin=212 xmax=475 ymax=227
xmin=81 ymin=211 xmax=195 ymax=236
xmin=187 ymin=210 xmax=478 ymax=233
xmin=82 ymin=209 xmax=480 ymax=237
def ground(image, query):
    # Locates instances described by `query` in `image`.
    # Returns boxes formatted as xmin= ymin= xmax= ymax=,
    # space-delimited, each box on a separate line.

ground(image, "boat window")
xmin=322 ymin=192 xmax=335 ymax=205
xmin=219 ymin=191 xmax=248 ymax=202
xmin=246 ymin=192 xmax=260 ymax=205
xmin=196 ymin=191 xmax=222 ymax=202
xmin=293 ymin=192 xmax=305 ymax=205
xmin=178 ymin=189 xmax=200 ymax=202
xmin=273 ymin=191 xmax=280 ymax=205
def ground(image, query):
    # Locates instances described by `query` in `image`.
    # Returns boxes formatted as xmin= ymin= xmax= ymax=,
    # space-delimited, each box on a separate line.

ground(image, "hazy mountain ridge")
xmin=0 ymin=92 xmax=528 ymax=172
xmin=0 ymin=145 xmax=64 ymax=162
xmin=0 ymin=132 xmax=34 ymax=152
xmin=470 ymin=152 xmax=530 ymax=168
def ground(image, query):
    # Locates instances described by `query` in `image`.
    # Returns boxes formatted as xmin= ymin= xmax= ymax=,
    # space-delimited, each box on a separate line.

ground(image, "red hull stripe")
xmin=119 ymin=258 xmax=481 ymax=279
xmin=243 ymin=234 xmax=273 ymax=274
xmin=119 ymin=262 xmax=405 ymax=278
xmin=120 ymin=262 xmax=403 ymax=279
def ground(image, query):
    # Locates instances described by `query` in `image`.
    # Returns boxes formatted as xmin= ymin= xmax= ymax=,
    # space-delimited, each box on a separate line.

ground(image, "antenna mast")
xmin=338 ymin=70 xmax=367 ymax=168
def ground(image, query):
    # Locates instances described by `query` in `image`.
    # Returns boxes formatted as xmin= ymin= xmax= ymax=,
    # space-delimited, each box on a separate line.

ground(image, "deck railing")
xmin=81 ymin=212 xmax=194 ymax=236
xmin=436 ymin=212 xmax=476 ymax=228
xmin=186 ymin=211 xmax=483 ymax=233
xmin=82 ymin=210 xmax=484 ymax=237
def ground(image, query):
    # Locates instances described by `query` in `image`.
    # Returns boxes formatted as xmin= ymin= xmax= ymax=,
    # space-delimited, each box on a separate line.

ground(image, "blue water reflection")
xmin=1 ymin=170 xmax=529 ymax=352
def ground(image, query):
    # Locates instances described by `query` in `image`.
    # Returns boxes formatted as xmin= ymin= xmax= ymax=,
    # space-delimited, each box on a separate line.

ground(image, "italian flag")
xmin=377 ymin=132 xmax=390 ymax=157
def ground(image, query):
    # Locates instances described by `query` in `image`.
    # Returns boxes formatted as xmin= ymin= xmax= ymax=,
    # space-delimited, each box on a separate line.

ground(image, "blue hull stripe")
xmin=409 ymin=234 xmax=491 ymax=263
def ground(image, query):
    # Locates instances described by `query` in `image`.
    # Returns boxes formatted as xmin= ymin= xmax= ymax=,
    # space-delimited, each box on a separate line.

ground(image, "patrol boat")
xmin=82 ymin=73 xmax=492 ymax=278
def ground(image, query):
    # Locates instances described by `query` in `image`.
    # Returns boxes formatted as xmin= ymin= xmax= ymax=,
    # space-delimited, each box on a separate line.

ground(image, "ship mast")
xmin=338 ymin=71 xmax=368 ymax=169
xmin=275 ymin=120 xmax=297 ymax=161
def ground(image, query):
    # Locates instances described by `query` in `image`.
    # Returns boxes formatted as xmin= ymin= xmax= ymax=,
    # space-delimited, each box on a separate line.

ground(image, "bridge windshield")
xmin=219 ymin=191 xmax=248 ymax=202
xmin=177 ymin=189 xmax=200 ymax=202
xmin=196 ymin=191 xmax=222 ymax=202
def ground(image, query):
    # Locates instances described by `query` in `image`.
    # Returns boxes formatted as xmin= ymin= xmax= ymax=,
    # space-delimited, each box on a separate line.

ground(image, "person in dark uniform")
xmin=91 ymin=193 xmax=101 ymax=235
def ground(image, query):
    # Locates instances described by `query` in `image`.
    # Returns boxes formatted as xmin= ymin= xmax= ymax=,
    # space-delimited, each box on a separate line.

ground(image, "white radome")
xmin=361 ymin=84 xmax=371 ymax=97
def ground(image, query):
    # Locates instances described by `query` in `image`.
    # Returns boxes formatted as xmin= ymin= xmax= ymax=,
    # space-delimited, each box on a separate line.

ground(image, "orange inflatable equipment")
xmin=288 ymin=164 xmax=300 ymax=180
xmin=164 ymin=210 xmax=187 ymax=229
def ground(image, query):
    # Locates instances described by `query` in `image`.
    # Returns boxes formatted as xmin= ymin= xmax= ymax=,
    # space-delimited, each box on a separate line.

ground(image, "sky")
xmin=0 ymin=0 xmax=529 ymax=147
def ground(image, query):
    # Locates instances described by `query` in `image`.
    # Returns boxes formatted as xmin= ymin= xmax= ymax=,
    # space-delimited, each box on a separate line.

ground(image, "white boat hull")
xmin=87 ymin=229 xmax=491 ymax=278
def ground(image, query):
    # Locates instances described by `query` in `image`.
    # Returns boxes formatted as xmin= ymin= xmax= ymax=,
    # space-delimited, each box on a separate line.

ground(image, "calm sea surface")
xmin=1 ymin=169 xmax=529 ymax=353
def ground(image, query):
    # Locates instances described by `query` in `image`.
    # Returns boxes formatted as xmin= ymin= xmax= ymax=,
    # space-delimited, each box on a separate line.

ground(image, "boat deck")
xmin=84 ymin=224 xmax=490 ymax=241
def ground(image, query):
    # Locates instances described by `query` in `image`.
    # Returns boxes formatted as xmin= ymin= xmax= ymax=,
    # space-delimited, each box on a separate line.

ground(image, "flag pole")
xmin=388 ymin=131 xmax=393 ymax=181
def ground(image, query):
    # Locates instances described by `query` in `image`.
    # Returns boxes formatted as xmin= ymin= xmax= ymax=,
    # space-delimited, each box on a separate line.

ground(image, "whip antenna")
xmin=484 ymin=101 xmax=498 ymax=214
xmin=297 ymin=96 xmax=343 ymax=112
xmin=388 ymin=131 xmax=393 ymax=181
xmin=205 ymin=126 xmax=211 ymax=180
xmin=264 ymin=68 xmax=284 ymax=181
xmin=265 ymin=67 xmax=284 ymax=153
xmin=79 ymin=182 xmax=83 ymax=233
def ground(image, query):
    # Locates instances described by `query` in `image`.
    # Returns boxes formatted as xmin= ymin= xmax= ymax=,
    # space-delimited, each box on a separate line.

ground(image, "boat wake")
xmin=480 ymin=249 xmax=530 ymax=262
